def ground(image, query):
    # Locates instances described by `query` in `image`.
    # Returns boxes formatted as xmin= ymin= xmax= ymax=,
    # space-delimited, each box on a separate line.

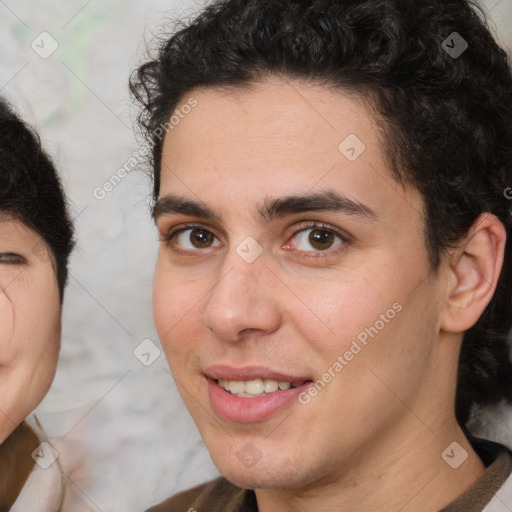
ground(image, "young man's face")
xmin=0 ymin=218 xmax=61 ymax=443
xmin=153 ymin=78 xmax=459 ymax=489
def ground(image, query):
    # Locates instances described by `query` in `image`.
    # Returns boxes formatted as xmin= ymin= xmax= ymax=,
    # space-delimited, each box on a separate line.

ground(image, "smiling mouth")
xmin=207 ymin=372 xmax=314 ymax=422
xmin=216 ymin=378 xmax=309 ymax=398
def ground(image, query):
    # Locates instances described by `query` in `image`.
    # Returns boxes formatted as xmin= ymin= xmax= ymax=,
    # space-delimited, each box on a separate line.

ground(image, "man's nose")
xmin=202 ymin=245 xmax=281 ymax=343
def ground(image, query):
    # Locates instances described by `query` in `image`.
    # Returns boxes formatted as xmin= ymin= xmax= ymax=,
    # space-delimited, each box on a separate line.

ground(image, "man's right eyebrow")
xmin=152 ymin=195 xmax=222 ymax=222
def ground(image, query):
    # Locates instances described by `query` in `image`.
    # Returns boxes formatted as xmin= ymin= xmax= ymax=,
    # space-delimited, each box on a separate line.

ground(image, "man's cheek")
xmin=152 ymin=292 xmax=169 ymax=339
xmin=154 ymin=288 xmax=199 ymax=342
xmin=0 ymin=289 xmax=16 ymax=365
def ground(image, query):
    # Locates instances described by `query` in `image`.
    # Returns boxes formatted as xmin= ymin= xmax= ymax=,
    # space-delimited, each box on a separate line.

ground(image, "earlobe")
xmin=441 ymin=213 xmax=506 ymax=333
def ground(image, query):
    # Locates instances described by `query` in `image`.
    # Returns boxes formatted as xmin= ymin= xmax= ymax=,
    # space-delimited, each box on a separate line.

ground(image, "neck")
xmin=255 ymin=417 xmax=485 ymax=512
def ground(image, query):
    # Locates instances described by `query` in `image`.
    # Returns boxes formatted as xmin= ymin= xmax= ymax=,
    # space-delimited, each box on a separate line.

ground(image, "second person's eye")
xmin=0 ymin=252 xmax=26 ymax=265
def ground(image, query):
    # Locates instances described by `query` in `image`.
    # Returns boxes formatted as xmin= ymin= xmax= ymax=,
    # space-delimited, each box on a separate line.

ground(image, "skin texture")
xmin=153 ymin=77 xmax=505 ymax=512
xmin=0 ymin=218 xmax=61 ymax=444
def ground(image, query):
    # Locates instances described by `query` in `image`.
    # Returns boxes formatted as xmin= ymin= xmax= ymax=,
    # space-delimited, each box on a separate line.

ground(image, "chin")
xmin=209 ymin=446 xmax=315 ymax=490
xmin=222 ymin=466 xmax=306 ymax=490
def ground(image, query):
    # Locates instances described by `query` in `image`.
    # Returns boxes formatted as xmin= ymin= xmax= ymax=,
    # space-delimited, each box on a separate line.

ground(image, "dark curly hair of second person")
xmin=130 ymin=0 xmax=512 ymax=427
xmin=0 ymin=98 xmax=75 ymax=299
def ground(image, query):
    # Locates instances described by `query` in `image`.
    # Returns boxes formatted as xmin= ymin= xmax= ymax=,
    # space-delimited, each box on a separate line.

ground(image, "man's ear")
xmin=441 ymin=213 xmax=506 ymax=333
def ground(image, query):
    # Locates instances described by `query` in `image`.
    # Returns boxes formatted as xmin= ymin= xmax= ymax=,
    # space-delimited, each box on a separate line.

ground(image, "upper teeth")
xmin=218 ymin=378 xmax=303 ymax=396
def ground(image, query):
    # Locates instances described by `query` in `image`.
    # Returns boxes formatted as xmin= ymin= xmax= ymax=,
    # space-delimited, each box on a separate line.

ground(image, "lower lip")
xmin=207 ymin=378 xmax=311 ymax=423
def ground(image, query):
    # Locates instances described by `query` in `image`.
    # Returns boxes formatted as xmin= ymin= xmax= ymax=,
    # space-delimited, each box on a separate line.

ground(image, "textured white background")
xmin=0 ymin=1 xmax=511 ymax=510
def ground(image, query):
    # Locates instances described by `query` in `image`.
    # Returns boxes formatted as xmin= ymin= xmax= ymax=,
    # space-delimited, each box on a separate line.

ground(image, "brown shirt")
xmin=0 ymin=422 xmax=39 ymax=511
xmin=146 ymin=438 xmax=512 ymax=512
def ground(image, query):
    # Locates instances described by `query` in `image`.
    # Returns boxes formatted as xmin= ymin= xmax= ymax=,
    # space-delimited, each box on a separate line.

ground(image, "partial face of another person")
xmin=153 ymin=78 xmax=466 ymax=489
xmin=0 ymin=218 xmax=61 ymax=443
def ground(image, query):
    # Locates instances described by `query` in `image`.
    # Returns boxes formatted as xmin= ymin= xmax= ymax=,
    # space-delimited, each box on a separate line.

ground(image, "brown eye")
xmin=290 ymin=225 xmax=344 ymax=252
xmin=189 ymin=229 xmax=215 ymax=248
xmin=172 ymin=227 xmax=221 ymax=250
xmin=309 ymin=229 xmax=335 ymax=250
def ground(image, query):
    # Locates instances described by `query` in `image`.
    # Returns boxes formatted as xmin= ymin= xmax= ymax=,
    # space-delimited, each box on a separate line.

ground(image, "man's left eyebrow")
xmin=257 ymin=189 xmax=377 ymax=222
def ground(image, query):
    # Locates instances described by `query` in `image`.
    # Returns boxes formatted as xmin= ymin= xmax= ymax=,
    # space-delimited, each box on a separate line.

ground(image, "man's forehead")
xmin=157 ymin=78 xmax=424 ymax=227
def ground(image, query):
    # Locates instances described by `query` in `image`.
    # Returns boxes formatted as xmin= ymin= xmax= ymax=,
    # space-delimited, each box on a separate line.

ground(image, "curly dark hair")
xmin=0 ymin=98 xmax=75 ymax=300
xmin=130 ymin=0 xmax=512 ymax=426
